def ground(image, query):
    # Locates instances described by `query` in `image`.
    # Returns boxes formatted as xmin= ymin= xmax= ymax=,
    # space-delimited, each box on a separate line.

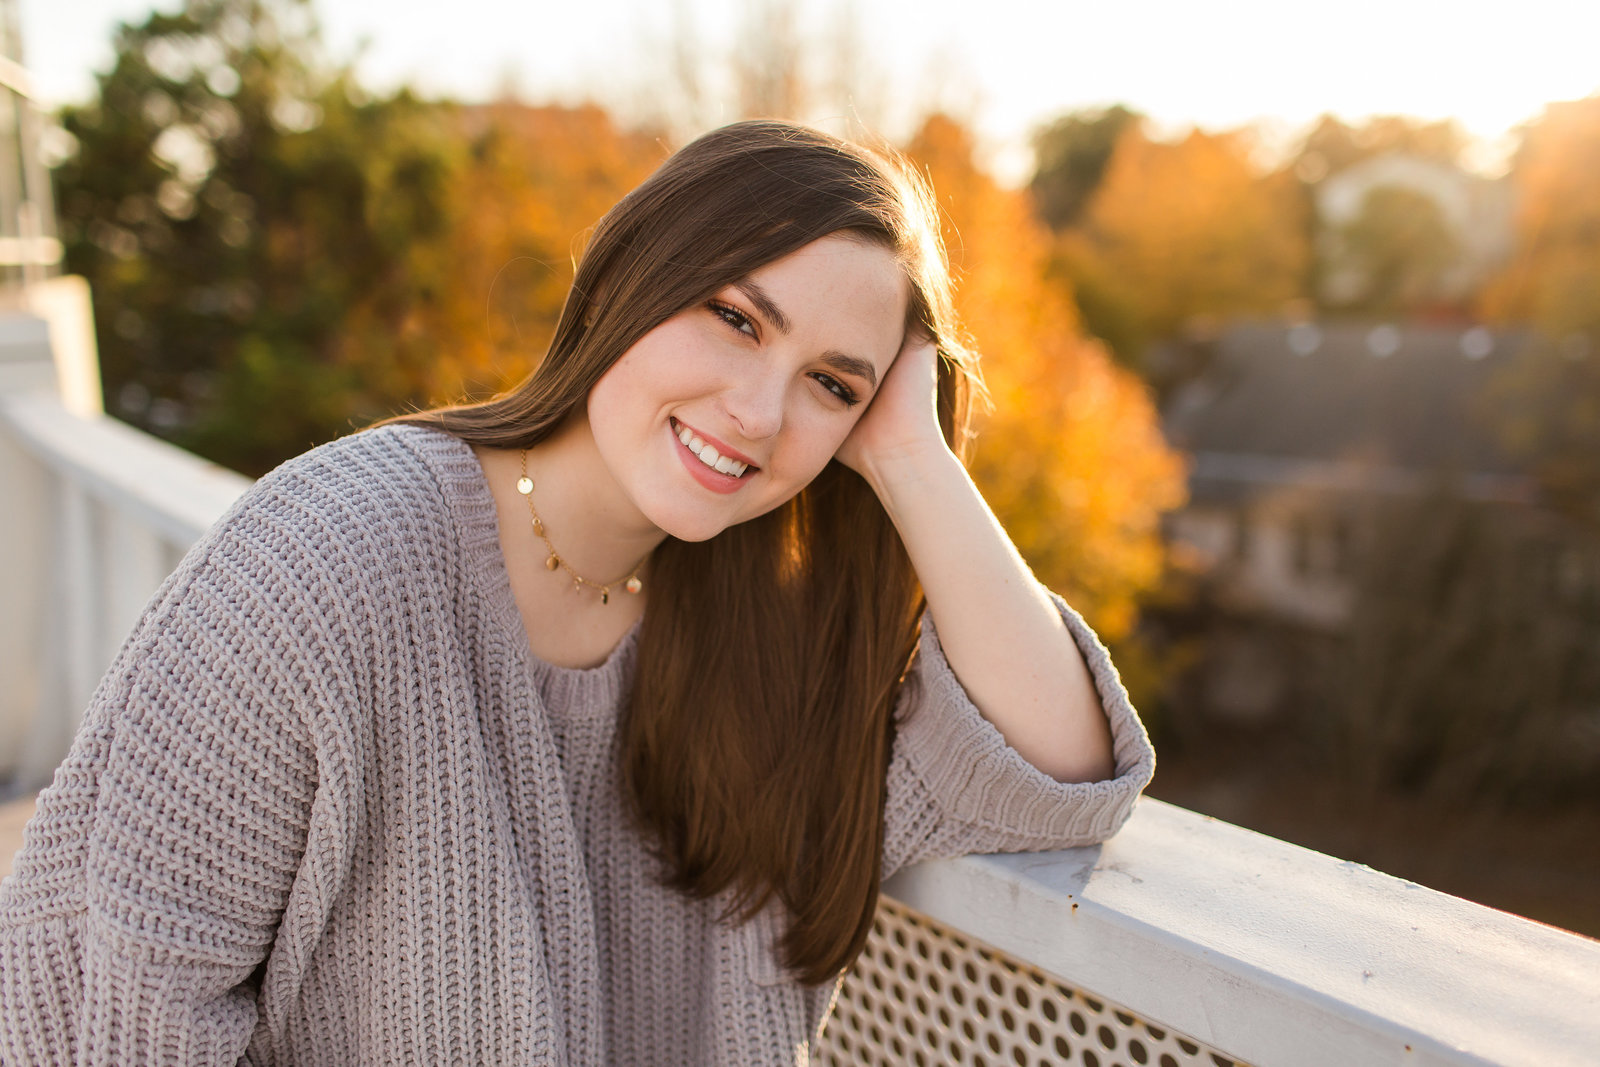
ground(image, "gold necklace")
xmin=517 ymin=450 xmax=644 ymax=605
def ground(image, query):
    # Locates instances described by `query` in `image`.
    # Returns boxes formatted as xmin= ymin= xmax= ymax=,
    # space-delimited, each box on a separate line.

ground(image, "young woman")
xmin=0 ymin=121 xmax=1154 ymax=1065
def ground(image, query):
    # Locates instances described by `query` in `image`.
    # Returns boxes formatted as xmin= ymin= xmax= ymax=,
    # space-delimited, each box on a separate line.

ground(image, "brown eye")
xmin=812 ymin=374 xmax=859 ymax=407
xmin=708 ymin=301 xmax=756 ymax=337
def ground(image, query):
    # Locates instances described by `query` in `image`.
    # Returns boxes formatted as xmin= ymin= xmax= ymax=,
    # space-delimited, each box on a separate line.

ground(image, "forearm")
xmin=861 ymin=444 xmax=1116 ymax=783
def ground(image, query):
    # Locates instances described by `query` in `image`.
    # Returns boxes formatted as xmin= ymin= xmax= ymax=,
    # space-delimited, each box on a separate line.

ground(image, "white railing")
xmin=4 ymin=295 xmax=1599 ymax=1066
xmin=0 ymin=298 xmax=251 ymax=788
xmin=818 ymin=798 xmax=1600 ymax=1066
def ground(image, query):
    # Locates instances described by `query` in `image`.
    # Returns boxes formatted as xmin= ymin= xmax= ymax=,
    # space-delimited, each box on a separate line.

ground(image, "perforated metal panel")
xmin=816 ymin=896 xmax=1250 ymax=1067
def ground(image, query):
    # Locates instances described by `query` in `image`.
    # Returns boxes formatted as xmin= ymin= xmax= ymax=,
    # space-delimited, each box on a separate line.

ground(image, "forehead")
xmin=740 ymin=236 xmax=908 ymax=360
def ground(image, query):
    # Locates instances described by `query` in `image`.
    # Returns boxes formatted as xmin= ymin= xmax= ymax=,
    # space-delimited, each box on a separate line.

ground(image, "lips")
xmin=670 ymin=417 xmax=759 ymax=493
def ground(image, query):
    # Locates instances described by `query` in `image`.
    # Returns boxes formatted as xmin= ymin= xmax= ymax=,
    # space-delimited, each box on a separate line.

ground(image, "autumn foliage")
xmin=1041 ymin=122 xmax=1309 ymax=370
xmin=906 ymin=117 xmax=1186 ymax=641
xmin=1481 ymin=96 xmax=1600 ymax=340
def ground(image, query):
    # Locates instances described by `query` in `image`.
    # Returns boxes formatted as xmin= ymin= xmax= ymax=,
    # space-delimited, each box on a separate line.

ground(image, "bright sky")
xmin=23 ymin=0 xmax=1600 ymax=180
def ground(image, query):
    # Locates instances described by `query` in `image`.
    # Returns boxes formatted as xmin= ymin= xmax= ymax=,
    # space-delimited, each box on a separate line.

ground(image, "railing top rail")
xmin=884 ymin=797 xmax=1600 ymax=1067
xmin=0 ymin=393 xmax=252 ymax=544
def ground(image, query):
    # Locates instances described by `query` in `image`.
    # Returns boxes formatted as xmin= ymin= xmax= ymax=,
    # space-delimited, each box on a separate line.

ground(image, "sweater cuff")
xmin=895 ymin=591 xmax=1156 ymax=846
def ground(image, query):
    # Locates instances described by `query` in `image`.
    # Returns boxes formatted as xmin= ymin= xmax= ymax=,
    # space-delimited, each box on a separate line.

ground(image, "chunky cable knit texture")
xmin=0 ymin=425 xmax=1154 ymax=1066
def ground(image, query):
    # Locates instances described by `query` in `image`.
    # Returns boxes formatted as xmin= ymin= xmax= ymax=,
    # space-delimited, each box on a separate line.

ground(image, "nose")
xmin=722 ymin=369 xmax=785 ymax=442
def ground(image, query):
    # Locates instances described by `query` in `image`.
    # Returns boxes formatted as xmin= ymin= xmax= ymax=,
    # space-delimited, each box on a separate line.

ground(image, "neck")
xmin=519 ymin=411 xmax=666 ymax=584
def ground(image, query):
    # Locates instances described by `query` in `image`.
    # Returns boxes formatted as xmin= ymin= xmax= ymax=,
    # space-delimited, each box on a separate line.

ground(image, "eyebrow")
xmin=820 ymin=351 xmax=878 ymax=388
xmin=732 ymin=279 xmax=880 ymax=388
xmin=733 ymin=279 xmax=791 ymax=335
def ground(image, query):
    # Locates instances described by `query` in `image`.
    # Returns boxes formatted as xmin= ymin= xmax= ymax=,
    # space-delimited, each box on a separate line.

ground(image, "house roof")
xmin=1161 ymin=321 xmax=1535 ymax=504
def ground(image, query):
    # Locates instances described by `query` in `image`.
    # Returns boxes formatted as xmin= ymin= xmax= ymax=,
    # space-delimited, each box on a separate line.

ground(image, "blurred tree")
xmin=1315 ymin=494 xmax=1600 ymax=805
xmin=53 ymin=0 xmax=461 ymax=472
xmin=1058 ymin=123 xmax=1309 ymax=370
xmin=52 ymin=0 xmax=660 ymax=475
xmin=630 ymin=0 xmax=887 ymax=141
xmin=906 ymin=115 xmax=1187 ymax=646
xmin=1479 ymin=96 xmax=1600 ymax=523
xmin=334 ymin=102 xmax=660 ymax=414
xmin=1481 ymin=97 xmax=1600 ymax=341
xmin=1293 ymin=113 xmax=1469 ymax=183
xmin=1331 ymin=184 xmax=1461 ymax=316
xmin=1028 ymin=104 xmax=1140 ymax=231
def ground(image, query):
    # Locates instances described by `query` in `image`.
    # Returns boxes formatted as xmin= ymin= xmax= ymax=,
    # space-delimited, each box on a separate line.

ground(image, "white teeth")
xmin=673 ymin=420 xmax=749 ymax=477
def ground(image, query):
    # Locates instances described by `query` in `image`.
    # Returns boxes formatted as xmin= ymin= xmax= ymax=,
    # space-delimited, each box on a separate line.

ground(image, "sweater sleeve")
xmin=0 ymin=469 xmax=368 ymax=1066
xmin=881 ymin=590 xmax=1155 ymax=876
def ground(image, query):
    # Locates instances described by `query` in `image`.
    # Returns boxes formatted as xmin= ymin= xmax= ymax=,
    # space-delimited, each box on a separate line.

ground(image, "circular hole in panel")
xmin=915 ymin=994 xmax=929 ymax=1017
xmin=962 ymin=1019 xmax=977 ymax=1042
xmin=1070 ymin=1012 xmax=1088 ymax=1036
xmin=891 ymin=1036 xmax=905 ymax=1057
xmin=951 ymin=986 xmax=967 ymax=1008
xmin=1084 ymin=996 xmax=1104 ymax=1013
xmin=1115 ymin=1011 xmax=1135 ymax=1026
xmin=1054 ymin=1036 xmax=1072 ymax=1058
xmin=869 ymin=971 xmax=884 ymax=991
xmin=1130 ymin=1038 xmax=1149 ymax=1064
xmin=1159 ymin=1056 xmax=1179 ymax=1067
xmin=938 ymin=1007 xmax=953 ymax=1028
xmin=940 ymin=950 xmax=955 ymax=970
xmin=1041 ymin=1001 xmax=1059 ymax=1024
xmin=1147 ymin=1027 xmax=1167 ymax=1041
xmin=963 ymin=962 xmax=979 ymax=982
xmin=914 ymin=1052 xmax=928 ymax=1067
xmin=891 ymin=927 xmax=907 ymax=947
xmin=988 ymin=973 xmax=1005 ymax=996
xmin=975 ymin=997 xmax=992 ymax=1019
xmin=1097 ymin=1024 xmax=1117 ymax=1050
xmin=1012 ymin=1047 xmax=1027 ymax=1066
xmin=985 ymin=1032 xmax=1002 ymax=1054
xmin=1179 ymin=1040 xmax=1200 ymax=1055
xmin=1000 ymin=1008 xmax=1016 ymax=1033
xmin=1026 ymin=1022 xmax=1043 ymax=1046
xmin=1083 ymin=1051 xmax=1100 ymax=1067
xmin=915 ymin=937 xmax=931 ymax=959
xmin=929 ymin=973 xmax=943 ymax=993
xmin=1212 ymin=1057 xmax=1235 ymax=1067
xmin=1014 ymin=986 xmax=1031 ymax=1010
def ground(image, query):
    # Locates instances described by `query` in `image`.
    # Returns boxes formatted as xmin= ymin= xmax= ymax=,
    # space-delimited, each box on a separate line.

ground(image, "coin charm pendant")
xmin=517 ymin=476 xmax=533 ymax=495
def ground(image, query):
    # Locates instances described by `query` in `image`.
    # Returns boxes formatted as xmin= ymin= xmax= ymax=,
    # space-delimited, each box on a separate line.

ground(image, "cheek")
xmin=777 ymin=410 xmax=858 ymax=478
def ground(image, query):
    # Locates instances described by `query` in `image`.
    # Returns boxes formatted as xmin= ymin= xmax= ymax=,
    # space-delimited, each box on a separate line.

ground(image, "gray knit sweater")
xmin=0 ymin=425 xmax=1154 ymax=1066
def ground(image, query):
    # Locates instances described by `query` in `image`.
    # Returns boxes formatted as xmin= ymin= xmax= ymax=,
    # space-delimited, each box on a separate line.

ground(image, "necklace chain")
xmin=517 ymin=450 xmax=644 ymax=605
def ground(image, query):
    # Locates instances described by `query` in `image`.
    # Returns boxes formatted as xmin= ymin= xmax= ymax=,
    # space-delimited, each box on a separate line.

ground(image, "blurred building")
xmin=0 ymin=0 xmax=59 ymax=294
xmin=1314 ymin=154 xmax=1513 ymax=312
xmin=1156 ymin=321 xmax=1593 ymax=725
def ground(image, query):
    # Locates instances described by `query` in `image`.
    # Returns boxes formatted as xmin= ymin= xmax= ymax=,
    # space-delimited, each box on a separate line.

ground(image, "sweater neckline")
xmin=396 ymin=425 xmax=640 ymax=708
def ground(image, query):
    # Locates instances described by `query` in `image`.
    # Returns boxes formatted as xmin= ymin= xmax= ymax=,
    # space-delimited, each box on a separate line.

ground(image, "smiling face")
xmin=583 ymin=234 xmax=909 ymax=542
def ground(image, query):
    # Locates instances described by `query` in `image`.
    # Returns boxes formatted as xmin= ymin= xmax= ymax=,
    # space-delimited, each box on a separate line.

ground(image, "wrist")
xmin=859 ymin=438 xmax=967 ymax=516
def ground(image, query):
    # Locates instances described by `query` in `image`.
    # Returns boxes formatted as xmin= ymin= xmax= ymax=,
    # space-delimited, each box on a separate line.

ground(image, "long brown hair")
xmin=395 ymin=120 xmax=979 ymax=984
